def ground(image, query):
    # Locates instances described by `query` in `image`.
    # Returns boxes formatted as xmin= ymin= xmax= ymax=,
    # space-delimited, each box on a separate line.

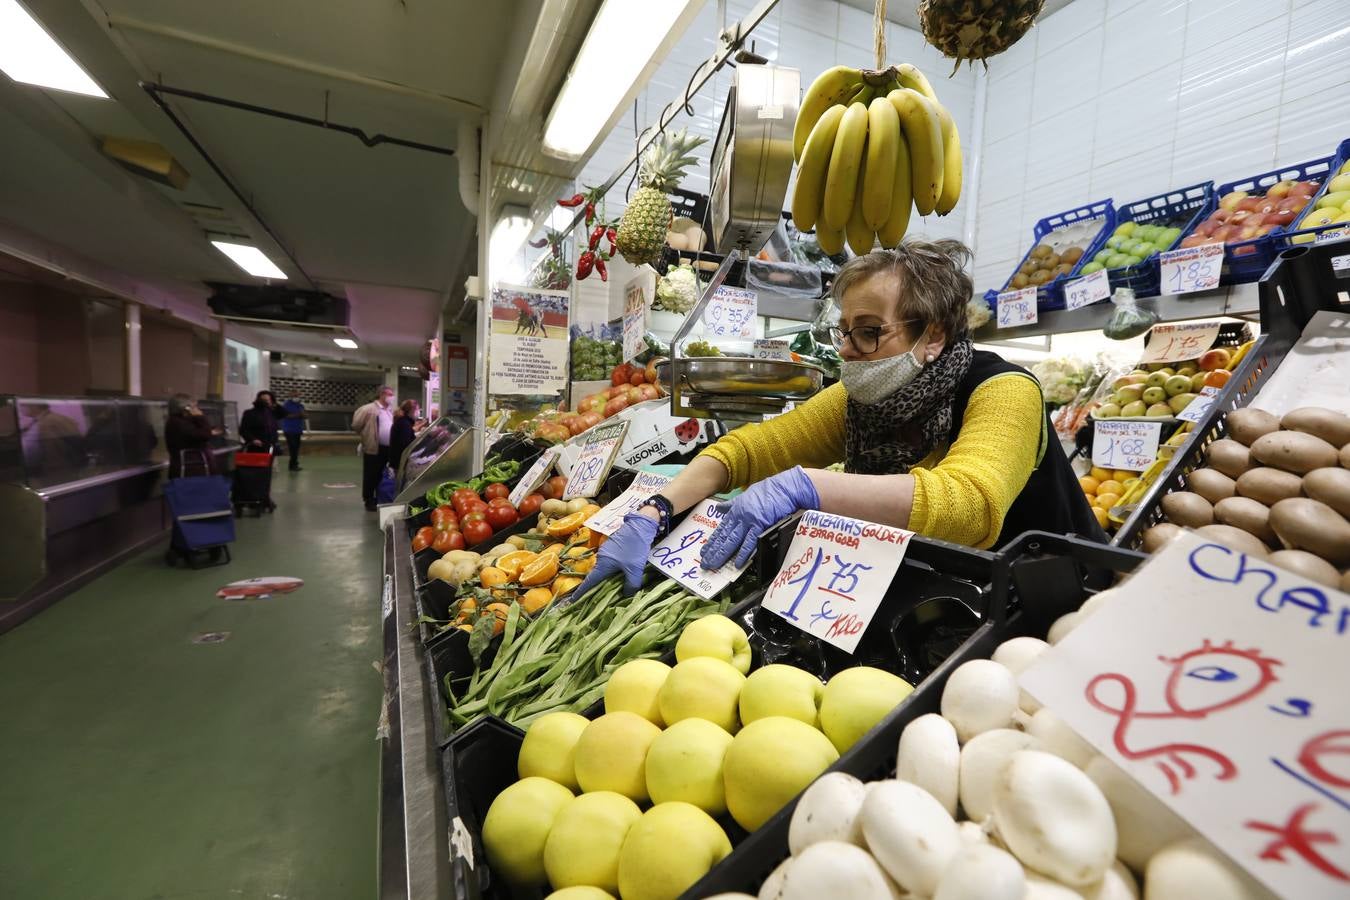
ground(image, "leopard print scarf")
xmin=844 ymin=338 xmax=974 ymax=475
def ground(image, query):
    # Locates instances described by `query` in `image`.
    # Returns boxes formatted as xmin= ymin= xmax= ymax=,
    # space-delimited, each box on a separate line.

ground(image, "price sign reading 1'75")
xmin=1092 ymin=419 xmax=1163 ymax=472
xmin=1159 ymin=243 xmax=1223 ymax=295
xmin=997 ymin=286 xmax=1038 ymax=329
xmin=760 ymin=511 xmax=913 ymax=653
xmin=562 ymin=420 xmax=629 ymax=500
xmin=1140 ymin=320 xmax=1223 ymax=365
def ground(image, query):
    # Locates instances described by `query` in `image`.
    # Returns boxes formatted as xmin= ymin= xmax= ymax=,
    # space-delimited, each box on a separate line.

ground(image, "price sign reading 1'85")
xmin=562 ymin=420 xmax=629 ymax=500
xmin=760 ymin=510 xmax=913 ymax=653
xmin=1092 ymin=419 xmax=1163 ymax=472
xmin=997 ymin=287 xmax=1038 ymax=329
xmin=1159 ymin=243 xmax=1223 ymax=295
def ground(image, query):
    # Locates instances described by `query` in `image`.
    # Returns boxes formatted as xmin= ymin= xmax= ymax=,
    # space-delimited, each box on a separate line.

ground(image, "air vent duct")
xmin=206 ymin=282 xmax=349 ymax=327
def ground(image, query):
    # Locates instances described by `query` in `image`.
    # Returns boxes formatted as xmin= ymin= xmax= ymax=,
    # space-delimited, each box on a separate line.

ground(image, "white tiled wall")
xmin=577 ymin=0 xmax=980 ymax=246
xmin=971 ymin=0 xmax=1350 ymax=292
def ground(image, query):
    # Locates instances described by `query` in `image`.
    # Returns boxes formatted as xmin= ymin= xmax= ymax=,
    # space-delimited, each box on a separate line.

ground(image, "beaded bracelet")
xmin=638 ymin=493 xmax=675 ymax=540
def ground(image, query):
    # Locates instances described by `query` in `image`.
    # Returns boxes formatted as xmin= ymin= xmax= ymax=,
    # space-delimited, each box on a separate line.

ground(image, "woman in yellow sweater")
xmin=577 ymin=239 xmax=1101 ymax=594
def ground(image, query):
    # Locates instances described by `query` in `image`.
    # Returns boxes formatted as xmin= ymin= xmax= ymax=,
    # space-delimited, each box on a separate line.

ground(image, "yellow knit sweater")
xmin=698 ymin=375 xmax=1045 ymax=549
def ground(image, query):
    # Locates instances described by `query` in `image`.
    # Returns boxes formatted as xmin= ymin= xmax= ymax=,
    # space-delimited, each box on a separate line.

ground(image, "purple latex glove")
xmin=567 ymin=511 xmax=659 ymax=601
xmin=700 ymin=466 xmax=820 ymax=571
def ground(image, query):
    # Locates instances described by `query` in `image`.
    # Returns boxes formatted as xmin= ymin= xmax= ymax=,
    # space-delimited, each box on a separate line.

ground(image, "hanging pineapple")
xmin=918 ymin=0 xmax=1045 ymax=73
xmin=615 ymin=128 xmax=707 ymax=267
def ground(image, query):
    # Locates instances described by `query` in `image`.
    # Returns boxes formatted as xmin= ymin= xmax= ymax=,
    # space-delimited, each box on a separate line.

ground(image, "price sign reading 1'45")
xmin=1159 ymin=242 xmax=1223 ymax=295
xmin=1140 ymin=320 xmax=1224 ymax=364
xmin=996 ymin=286 xmax=1038 ymax=329
xmin=648 ymin=499 xmax=751 ymax=601
xmin=508 ymin=447 xmax=559 ymax=508
xmin=1064 ymin=269 xmax=1111 ymax=311
xmin=703 ymin=286 xmax=757 ymax=339
xmin=585 ymin=470 xmax=673 ymax=536
xmin=760 ymin=510 xmax=914 ymax=653
xmin=1093 ymin=419 xmax=1163 ymax=472
xmin=562 ymin=420 xmax=629 ymax=500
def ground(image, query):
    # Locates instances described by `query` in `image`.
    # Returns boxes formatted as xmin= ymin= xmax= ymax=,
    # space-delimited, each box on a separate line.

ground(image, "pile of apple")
xmin=1093 ymin=348 xmax=1234 ymax=420
xmin=480 ymin=614 xmax=916 ymax=900
xmin=1179 ymin=178 xmax=1321 ymax=254
xmin=1289 ymin=160 xmax=1350 ymax=243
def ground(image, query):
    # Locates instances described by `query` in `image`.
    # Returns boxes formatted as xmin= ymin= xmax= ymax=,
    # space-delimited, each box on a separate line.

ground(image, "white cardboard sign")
xmin=1176 ymin=385 xmax=1223 ymax=424
xmin=753 ymin=339 xmax=793 ymax=361
xmin=997 ymin=286 xmax=1038 ymax=328
xmin=562 ymin=420 xmax=628 ymax=500
xmin=1092 ymin=419 xmax=1162 ymax=471
xmin=509 ymin=447 xmax=559 ymax=508
xmin=759 ymin=511 xmax=914 ymax=653
xmin=584 ymin=471 xmax=673 ymax=536
xmin=622 ymin=276 xmax=647 ymax=364
xmin=648 ymin=499 xmax=750 ymax=600
xmin=1160 ymin=243 xmax=1223 ymax=295
xmin=1065 ymin=269 xmax=1111 ymax=311
xmin=1020 ymin=531 xmax=1350 ymax=899
xmin=703 ymin=286 xmax=757 ymax=339
xmin=1140 ymin=320 xmax=1223 ymax=364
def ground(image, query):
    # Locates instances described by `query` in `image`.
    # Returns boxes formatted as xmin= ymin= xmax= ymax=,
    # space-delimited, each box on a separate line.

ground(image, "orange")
xmin=1095 ymin=492 xmax=1121 ymax=511
xmin=1078 ymin=476 xmax=1100 ymax=494
xmin=564 ymin=545 xmax=596 ymax=574
xmin=580 ymin=504 xmax=602 ymax=519
xmin=485 ymin=602 xmax=511 ymax=636
xmin=1097 ymin=479 xmax=1124 ymax=498
xmin=1089 ymin=466 xmax=1112 ymax=482
xmin=496 ymin=550 xmax=536 ymax=579
xmin=521 ymin=587 xmax=554 ymax=615
xmin=538 ymin=542 xmax=565 ymax=559
xmin=520 ymin=554 xmax=560 ymax=587
xmin=1204 ymin=369 xmax=1231 ymax=388
xmin=552 ymin=576 xmax=583 ymax=598
xmin=479 ymin=567 xmax=510 ymax=588
xmin=589 ymin=530 xmax=606 ymax=549
xmin=1091 ymin=506 xmax=1110 ymax=529
xmin=546 ymin=511 xmax=587 ymax=538
xmin=1111 ymin=470 xmax=1135 ymax=483
xmin=568 ymin=527 xmax=594 ymax=548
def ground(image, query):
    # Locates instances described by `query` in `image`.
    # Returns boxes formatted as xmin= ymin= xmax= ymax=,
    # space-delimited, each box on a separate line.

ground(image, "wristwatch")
xmin=637 ymin=493 xmax=675 ymax=540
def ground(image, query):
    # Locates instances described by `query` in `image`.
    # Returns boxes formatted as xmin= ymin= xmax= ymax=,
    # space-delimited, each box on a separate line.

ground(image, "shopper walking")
xmin=352 ymin=386 xmax=395 ymax=511
xmin=387 ymin=399 xmax=421 ymax=477
xmin=238 ymin=391 xmax=279 ymax=452
xmin=280 ymin=393 xmax=307 ymax=471
xmin=164 ymin=394 xmax=221 ymax=478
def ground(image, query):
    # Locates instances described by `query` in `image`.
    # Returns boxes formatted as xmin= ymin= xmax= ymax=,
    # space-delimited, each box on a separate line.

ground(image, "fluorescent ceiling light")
xmin=309 ymin=364 xmax=318 ymax=369
xmin=0 ymin=0 xmax=107 ymax=97
xmin=210 ymin=240 xmax=287 ymax=280
xmin=490 ymin=204 xmax=533 ymax=285
xmin=333 ymin=337 xmax=358 ymax=349
xmin=542 ymin=0 xmax=701 ymax=159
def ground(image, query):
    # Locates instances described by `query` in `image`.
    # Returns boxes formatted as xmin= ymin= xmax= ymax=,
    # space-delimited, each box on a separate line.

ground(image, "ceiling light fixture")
xmin=210 ymin=240 xmax=287 ymax=280
xmin=0 ymin=0 xmax=107 ymax=97
xmin=309 ymin=364 xmax=318 ymax=369
xmin=333 ymin=337 xmax=358 ymax=349
xmin=490 ymin=204 xmax=533 ymax=285
xmin=542 ymin=0 xmax=703 ymax=160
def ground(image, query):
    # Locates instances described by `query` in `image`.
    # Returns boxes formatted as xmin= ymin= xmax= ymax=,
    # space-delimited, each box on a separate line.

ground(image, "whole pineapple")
xmin=615 ymin=128 xmax=706 ymax=267
xmin=918 ymin=0 xmax=1045 ymax=73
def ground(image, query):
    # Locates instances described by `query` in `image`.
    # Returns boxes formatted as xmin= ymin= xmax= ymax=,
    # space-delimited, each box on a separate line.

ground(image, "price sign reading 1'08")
xmin=562 ymin=420 xmax=629 ymax=500
xmin=1159 ymin=243 xmax=1223 ymax=295
xmin=760 ymin=511 xmax=913 ymax=653
xmin=997 ymin=286 xmax=1038 ymax=329
xmin=1092 ymin=419 xmax=1163 ymax=472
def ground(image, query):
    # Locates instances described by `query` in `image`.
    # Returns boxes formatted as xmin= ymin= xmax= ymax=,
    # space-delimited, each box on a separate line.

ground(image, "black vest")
xmin=948 ymin=351 xmax=1107 ymax=549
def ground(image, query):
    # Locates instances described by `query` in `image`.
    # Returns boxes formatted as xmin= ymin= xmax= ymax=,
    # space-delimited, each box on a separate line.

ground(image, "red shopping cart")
xmin=232 ymin=447 xmax=276 ymax=516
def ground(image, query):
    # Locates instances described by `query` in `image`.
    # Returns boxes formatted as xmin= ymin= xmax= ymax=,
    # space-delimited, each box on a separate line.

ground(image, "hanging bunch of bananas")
xmin=791 ymin=63 xmax=963 ymax=256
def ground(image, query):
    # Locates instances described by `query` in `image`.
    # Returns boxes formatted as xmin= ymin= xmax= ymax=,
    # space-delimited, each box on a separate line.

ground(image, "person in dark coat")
xmin=165 ymin=393 xmax=220 ymax=478
xmin=238 ymin=390 xmax=278 ymax=451
xmin=387 ymin=399 xmax=420 ymax=477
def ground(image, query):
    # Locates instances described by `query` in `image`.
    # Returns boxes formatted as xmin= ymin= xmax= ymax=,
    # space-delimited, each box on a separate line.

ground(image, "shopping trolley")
xmin=164 ymin=450 xmax=234 ymax=568
xmin=233 ymin=446 xmax=276 ymax=516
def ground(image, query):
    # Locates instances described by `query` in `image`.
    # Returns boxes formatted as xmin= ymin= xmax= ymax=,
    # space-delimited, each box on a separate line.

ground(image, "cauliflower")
xmin=655 ymin=264 xmax=699 ymax=314
xmin=965 ymin=296 xmax=992 ymax=331
xmin=1032 ymin=357 xmax=1092 ymax=407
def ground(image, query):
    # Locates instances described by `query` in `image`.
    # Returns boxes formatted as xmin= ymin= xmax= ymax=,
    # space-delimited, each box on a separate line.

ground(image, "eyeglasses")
xmin=827 ymin=321 xmax=913 ymax=354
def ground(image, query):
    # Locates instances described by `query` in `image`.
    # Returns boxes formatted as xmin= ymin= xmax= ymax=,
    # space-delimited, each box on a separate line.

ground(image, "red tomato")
xmin=415 ymin=526 xmax=436 ymax=545
xmin=518 ymin=493 xmax=544 ymax=517
xmin=464 ymin=499 xmax=489 ymax=515
xmin=547 ymin=475 xmax=568 ymax=498
xmin=611 ymin=363 xmax=633 ymax=386
xmin=486 ymin=505 xmax=519 ymax=529
xmin=630 ymin=370 xmax=645 ymax=386
xmin=411 ymin=534 xmax=431 ymax=553
xmin=483 ymin=483 xmax=510 ymax=501
xmin=488 ymin=496 xmax=515 ymax=509
xmin=462 ymin=511 xmax=487 ymax=525
xmin=451 ymin=488 xmax=478 ymax=506
xmin=431 ymin=507 xmax=458 ymax=528
xmin=433 ymin=518 xmax=459 ymax=533
xmin=432 ymin=529 xmax=465 ymax=553
xmin=463 ymin=519 xmax=493 ymax=546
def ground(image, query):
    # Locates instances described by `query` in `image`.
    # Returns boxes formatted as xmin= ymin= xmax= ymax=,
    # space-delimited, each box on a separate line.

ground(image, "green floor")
xmin=0 ymin=458 xmax=385 ymax=899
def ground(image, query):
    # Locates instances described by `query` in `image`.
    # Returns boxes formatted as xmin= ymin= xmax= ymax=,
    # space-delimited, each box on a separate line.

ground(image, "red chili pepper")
xmin=595 ymin=256 xmax=608 ymax=282
xmin=528 ymin=237 xmax=548 ymax=248
xmin=576 ymin=251 xmax=595 ymax=279
xmin=584 ymin=201 xmax=595 ymax=225
xmin=588 ymin=225 xmax=605 ymax=251
xmin=557 ymin=193 xmax=585 ymax=208
xmin=606 ymin=226 xmax=617 ymax=247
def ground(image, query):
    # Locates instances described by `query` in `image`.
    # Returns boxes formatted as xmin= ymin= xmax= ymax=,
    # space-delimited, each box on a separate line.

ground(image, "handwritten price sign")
xmin=623 ymin=276 xmax=648 ymax=364
xmin=509 ymin=447 xmax=559 ymax=508
xmin=1093 ymin=419 xmax=1162 ymax=471
xmin=703 ymin=286 xmax=757 ymax=339
xmin=648 ymin=499 xmax=751 ymax=600
xmin=585 ymin=471 xmax=673 ymax=536
xmin=1140 ymin=320 xmax=1223 ymax=364
xmin=1160 ymin=243 xmax=1223 ymax=295
xmin=1021 ymin=531 xmax=1350 ymax=899
xmin=1064 ymin=269 xmax=1111 ymax=311
xmin=760 ymin=511 xmax=913 ymax=653
xmin=996 ymin=286 xmax=1038 ymax=329
xmin=562 ymin=420 xmax=628 ymax=500
xmin=1177 ymin=385 xmax=1223 ymax=424
xmin=753 ymin=339 xmax=792 ymax=361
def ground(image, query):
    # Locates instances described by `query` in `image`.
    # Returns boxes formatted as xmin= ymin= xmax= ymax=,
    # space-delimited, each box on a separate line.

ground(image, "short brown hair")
xmin=399 ymin=399 xmax=418 ymax=418
xmin=832 ymin=238 xmax=974 ymax=342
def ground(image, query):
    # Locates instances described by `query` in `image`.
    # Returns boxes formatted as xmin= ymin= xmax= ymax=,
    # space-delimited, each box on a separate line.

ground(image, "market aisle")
xmin=0 ymin=458 xmax=383 ymax=900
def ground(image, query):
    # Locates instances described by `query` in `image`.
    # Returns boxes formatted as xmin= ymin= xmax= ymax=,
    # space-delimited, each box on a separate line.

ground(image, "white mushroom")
xmin=940 ymin=659 xmax=1020 ymax=743
xmin=1078 ymin=587 xmax=1123 ymax=619
xmin=992 ymin=636 xmax=1052 ymax=714
xmin=757 ymin=856 xmax=793 ymax=900
xmin=1024 ymin=870 xmax=1090 ymax=899
xmin=1084 ymin=756 xmax=1194 ymax=874
xmin=1047 ymin=611 xmax=1084 ymax=645
xmin=1027 ymin=708 xmax=1095 ymax=770
xmin=932 ymin=842 xmax=1026 ymax=900
xmin=895 ymin=713 xmax=960 ymax=816
xmin=992 ymin=750 xmax=1117 ymax=887
xmin=1143 ymin=838 xmax=1271 ymax=900
xmin=778 ymin=841 xmax=900 ymax=900
xmin=787 ymin=771 xmax=867 ymax=855
xmin=859 ymin=779 xmax=962 ymax=896
xmin=958 ymin=728 xmax=1041 ymax=823
xmin=1081 ymin=860 xmax=1140 ymax=900
xmin=958 ymin=820 xmax=991 ymax=845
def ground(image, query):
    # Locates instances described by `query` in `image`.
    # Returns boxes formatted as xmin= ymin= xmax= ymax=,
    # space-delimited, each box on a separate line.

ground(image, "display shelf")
xmin=972 ymin=281 xmax=1259 ymax=341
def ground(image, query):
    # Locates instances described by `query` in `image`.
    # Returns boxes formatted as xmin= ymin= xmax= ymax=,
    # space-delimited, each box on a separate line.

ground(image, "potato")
xmin=1267 ymin=550 xmax=1342 ymax=589
xmin=1203 ymin=439 xmax=1251 ymax=478
xmin=1195 ymin=524 xmax=1270 ymax=558
xmin=1303 ymin=467 xmax=1350 ymax=518
xmin=1160 ymin=491 xmax=1213 ymax=528
xmin=1213 ymin=496 xmax=1276 ymax=545
xmin=1342 ymin=442 xmax=1350 ymax=469
xmin=1250 ymin=430 xmax=1340 ymax=475
xmin=1281 ymin=407 xmax=1350 ymax=447
xmin=1269 ymin=498 xmax=1350 ymax=567
xmin=1343 ymin=569 xmax=1350 ymax=593
xmin=1140 ymin=522 xmax=1184 ymax=553
xmin=1224 ymin=408 xmax=1279 ymax=446
xmin=1235 ymin=467 xmax=1303 ymax=506
xmin=1185 ymin=468 xmax=1236 ymax=504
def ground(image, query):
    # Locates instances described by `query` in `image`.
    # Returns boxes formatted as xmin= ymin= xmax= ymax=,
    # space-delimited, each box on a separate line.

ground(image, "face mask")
xmin=841 ymin=337 xmax=926 ymax=405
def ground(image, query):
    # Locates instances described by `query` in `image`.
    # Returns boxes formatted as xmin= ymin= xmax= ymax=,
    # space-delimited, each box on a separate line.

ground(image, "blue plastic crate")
xmin=1098 ymin=182 xmax=1214 ymax=299
xmin=1276 ymin=137 xmax=1350 ymax=248
xmin=1204 ymin=151 xmax=1338 ymax=284
xmin=982 ymin=198 xmax=1115 ymax=313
